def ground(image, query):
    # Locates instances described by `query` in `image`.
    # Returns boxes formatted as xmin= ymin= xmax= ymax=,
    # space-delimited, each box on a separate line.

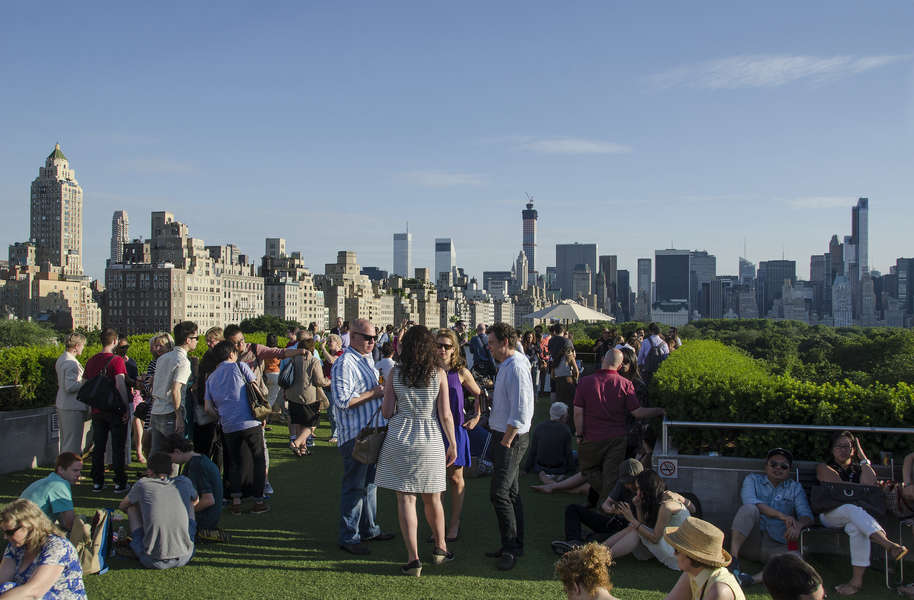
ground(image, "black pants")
xmin=564 ymin=503 xmax=627 ymax=542
xmin=194 ymin=422 xmax=218 ymax=457
xmin=91 ymin=411 xmax=127 ymax=488
xmin=490 ymin=430 xmax=529 ymax=554
xmin=224 ymin=425 xmax=266 ymax=500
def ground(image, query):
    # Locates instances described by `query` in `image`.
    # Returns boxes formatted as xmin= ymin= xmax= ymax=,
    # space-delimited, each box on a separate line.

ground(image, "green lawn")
xmin=0 ymin=401 xmax=903 ymax=599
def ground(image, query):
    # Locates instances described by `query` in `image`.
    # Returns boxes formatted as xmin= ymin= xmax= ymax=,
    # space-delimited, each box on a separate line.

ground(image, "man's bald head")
xmin=602 ymin=348 xmax=623 ymax=370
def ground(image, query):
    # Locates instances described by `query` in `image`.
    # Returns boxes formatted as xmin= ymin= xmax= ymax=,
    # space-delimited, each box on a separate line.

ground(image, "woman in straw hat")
xmin=663 ymin=517 xmax=744 ymax=600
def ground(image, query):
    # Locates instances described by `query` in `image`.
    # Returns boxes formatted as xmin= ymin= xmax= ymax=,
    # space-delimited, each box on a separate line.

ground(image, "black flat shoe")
xmin=400 ymin=559 xmax=422 ymax=577
xmin=496 ymin=552 xmax=517 ymax=571
xmin=339 ymin=543 xmax=371 ymax=555
xmin=365 ymin=532 xmax=395 ymax=542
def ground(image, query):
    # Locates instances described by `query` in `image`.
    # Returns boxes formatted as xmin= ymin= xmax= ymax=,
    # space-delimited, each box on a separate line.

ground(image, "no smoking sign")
xmin=658 ymin=458 xmax=678 ymax=479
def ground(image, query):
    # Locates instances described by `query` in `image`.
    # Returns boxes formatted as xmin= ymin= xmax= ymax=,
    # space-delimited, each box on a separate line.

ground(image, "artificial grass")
xmin=0 ymin=399 xmax=902 ymax=599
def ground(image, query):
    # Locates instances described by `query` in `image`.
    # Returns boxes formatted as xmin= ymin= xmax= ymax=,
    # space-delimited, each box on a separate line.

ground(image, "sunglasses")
xmin=768 ymin=461 xmax=790 ymax=470
xmin=2 ymin=524 xmax=21 ymax=537
xmin=437 ymin=343 xmax=454 ymax=350
xmin=352 ymin=332 xmax=376 ymax=343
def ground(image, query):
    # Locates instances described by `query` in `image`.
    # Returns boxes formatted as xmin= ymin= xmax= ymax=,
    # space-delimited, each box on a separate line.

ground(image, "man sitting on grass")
xmin=164 ymin=432 xmax=228 ymax=543
xmin=19 ymin=451 xmax=83 ymax=532
xmin=118 ymin=452 xmax=198 ymax=569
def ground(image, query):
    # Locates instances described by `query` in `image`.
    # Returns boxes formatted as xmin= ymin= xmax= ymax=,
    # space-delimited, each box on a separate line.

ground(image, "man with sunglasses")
xmin=729 ymin=448 xmax=814 ymax=588
xmin=330 ymin=318 xmax=392 ymax=555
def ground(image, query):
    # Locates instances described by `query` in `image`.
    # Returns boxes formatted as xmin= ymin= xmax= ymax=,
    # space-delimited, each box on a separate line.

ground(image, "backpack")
xmin=277 ymin=357 xmax=296 ymax=389
xmin=69 ymin=509 xmax=114 ymax=575
xmin=77 ymin=356 xmax=124 ymax=413
xmin=642 ymin=337 xmax=667 ymax=377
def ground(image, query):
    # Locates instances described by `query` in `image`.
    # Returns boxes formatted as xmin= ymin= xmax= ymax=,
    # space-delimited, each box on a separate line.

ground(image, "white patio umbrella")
xmin=523 ymin=299 xmax=615 ymax=323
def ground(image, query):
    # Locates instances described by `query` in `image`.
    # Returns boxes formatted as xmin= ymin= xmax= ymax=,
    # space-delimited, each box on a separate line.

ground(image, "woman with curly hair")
xmin=0 ymin=498 xmax=86 ymax=599
xmin=375 ymin=325 xmax=458 ymax=576
xmin=554 ymin=542 xmax=619 ymax=600
xmin=434 ymin=328 xmax=486 ymax=541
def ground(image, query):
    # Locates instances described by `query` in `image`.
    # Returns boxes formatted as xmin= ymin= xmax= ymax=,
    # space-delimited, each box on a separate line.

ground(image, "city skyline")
xmin=1 ymin=3 xmax=912 ymax=283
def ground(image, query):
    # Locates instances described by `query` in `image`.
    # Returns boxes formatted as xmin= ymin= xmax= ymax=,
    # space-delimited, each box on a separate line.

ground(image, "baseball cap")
xmin=766 ymin=447 xmax=793 ymax=464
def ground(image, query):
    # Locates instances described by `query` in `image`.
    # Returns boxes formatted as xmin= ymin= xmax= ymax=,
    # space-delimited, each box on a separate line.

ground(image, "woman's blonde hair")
xmin=554 ymin=542 xmax=614 ymax=596
xmin=436 ymin=329 xmax=465 ymax=371
xmin=64 ymin=332 xmax=86 ymax=351
xmin=205 ymin=327 xmax=224 ymax=343
xmin=326 ymin=333 xmax=343 ymax=349
xmin=150 ymin=332 xmax=174 ymax=352
xmin=0 ymin=499 xmax=62 ymax=555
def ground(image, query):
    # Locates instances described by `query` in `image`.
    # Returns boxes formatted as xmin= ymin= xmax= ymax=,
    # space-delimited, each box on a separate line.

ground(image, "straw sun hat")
xmin=663 ymin=517 xmax=732 ymax=568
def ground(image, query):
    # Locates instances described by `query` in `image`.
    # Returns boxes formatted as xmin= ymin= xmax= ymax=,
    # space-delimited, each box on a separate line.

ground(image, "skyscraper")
xmin=265 ymin=238 xmax=286 ymax=259
xmin=637 ymin=258 xmax=652 ymax=300
xmin=689 ymin=250 xmax=716 ymax=318
xmin=110 ymin=210 xmax=129 ymax=264
xmin=30 ymin=144 xmax=83 ymax=275
xmin=851 ymin=197 xmax=868 ymax=279
xmin=434 ymin=238 xmax=456 ymax=283
xmin=556 ymin=243 xmax=597 ymax=299
xmin=756 ymin=260 xmax=796 ymax=317
xmin=393 ymin=230 xmax=412 ymax=277
xmin=522 ymin=199 xmax=537 ymax=279
xmin=598 ymin=255 xmax=618 ymax=314
xmin=738 ymin=257 xmax=755 ymax=286
xmin=655 ymin=250 xmax=691 ymax=305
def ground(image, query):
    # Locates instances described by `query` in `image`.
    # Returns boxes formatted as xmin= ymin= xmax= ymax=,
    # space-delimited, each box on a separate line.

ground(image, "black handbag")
xmin=77 ymin=356 xmax=125 ymax=413
xmin=810 ymin=482 xmax=886 ymax=517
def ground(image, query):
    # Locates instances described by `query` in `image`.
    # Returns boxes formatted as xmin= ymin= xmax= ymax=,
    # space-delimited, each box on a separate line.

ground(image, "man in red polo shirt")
xmin=573 ymin=348 xmax=665 ymax=500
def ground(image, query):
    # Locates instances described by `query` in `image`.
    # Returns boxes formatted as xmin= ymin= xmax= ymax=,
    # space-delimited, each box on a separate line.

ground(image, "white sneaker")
xmin=264 ymin=481 xmax=274 ymax=496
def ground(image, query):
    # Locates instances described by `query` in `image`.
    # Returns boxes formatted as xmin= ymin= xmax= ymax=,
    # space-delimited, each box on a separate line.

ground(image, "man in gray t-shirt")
xmin=119 ymin=453 xmax=198 ymax=570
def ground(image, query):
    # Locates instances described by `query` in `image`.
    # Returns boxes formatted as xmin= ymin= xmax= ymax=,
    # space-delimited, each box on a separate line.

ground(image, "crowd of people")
xmin=1 ymin=318 xmax=913 ymax=598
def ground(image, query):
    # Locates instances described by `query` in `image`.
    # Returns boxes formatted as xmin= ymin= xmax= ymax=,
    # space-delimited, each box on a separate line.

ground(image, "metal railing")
xmin=660 ymin=419 xmax=914 ymax=456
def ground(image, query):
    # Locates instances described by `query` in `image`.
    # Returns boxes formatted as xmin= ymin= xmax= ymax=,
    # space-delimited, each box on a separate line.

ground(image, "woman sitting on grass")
xmin=554 ymin=542 xmax=619 ymax=600
xmin=0 ymin=498 xmax=86 ymax=599
xmin=602 ymin=470 xmax=693 ymax=570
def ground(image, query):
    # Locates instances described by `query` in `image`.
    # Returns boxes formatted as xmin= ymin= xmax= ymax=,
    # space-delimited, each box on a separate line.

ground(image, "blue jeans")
xmin=337 ymin=438 xmax=381 ymax=545
xmin=327 ymin=406 xmax=338 ymax=439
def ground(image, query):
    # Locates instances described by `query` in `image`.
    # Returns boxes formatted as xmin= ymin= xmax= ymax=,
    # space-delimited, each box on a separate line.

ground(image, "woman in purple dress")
xmin=435 ymin=329 xmax=486 ymax=541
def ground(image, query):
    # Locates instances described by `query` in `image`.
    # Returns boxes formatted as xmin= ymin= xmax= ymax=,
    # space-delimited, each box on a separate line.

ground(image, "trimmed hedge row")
xmin=0 ymin=333 xmax=267 ymax=411
xmin=652 ymin=340 xmax=914 ymax=459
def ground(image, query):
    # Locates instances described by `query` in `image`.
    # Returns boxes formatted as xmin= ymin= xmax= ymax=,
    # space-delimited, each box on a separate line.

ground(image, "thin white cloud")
xmin=400 ymin=170 xmax=485 ymax=187
xmin=789 ymin=196 xmax=856 ymax=209
xmin=521 ymin=137 xmax=632 ymax=155
xmin=651 ymin=53 xmax=912 ymax=90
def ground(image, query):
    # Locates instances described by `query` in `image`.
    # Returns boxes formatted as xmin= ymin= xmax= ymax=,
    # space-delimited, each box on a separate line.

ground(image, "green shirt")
xmin=20 ymin=473 xmax=73 ymax=519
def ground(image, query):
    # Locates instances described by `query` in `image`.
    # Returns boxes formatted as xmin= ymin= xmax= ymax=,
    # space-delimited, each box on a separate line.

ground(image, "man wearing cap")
xmin=664 ymin=517 xmax=745 ymax=600
xmin=551 ymin=458 xmax=643 ymax=555
xmin=729 ymin=448 xmax=813 ymax=588
xmin=574 ymin=349 xmax=665 ymax=500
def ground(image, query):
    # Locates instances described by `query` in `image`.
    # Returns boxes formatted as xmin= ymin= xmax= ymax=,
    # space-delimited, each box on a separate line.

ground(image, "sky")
xmin=1 ymin=1 xmax=912 ymax=284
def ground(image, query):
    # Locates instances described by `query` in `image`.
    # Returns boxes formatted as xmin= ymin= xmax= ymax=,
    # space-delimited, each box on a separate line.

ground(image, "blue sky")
xmin=2 ymin=2 xmax=912 ymax=283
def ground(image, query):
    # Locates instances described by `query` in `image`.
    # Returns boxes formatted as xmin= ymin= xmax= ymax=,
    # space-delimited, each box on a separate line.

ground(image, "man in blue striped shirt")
xmin=331 ymin=318 xmax=392 ymax=554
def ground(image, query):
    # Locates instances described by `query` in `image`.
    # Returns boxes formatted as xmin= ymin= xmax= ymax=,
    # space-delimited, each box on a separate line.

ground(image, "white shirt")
xmin=151 ymin=347 xmax=191 ymax=415
xmin=375 ymin=357 xmax=395 ymax=380
xmin=489 ymin=352 xmax=535 ymax=435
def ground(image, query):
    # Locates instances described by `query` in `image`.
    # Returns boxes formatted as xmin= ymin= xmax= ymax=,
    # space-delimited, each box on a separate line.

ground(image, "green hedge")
xmin=652 ymin=340 xmax=914 ymax=460
xmin=0 ymin=332 xmax=268 ymax=411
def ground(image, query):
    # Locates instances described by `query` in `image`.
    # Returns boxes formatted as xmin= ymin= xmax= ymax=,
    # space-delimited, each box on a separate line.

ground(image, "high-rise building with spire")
xmin=30 ymin=143 xmax=83 ymax=275
xmin=522 ymin=198 xmax=537 ymax=280
xmin=851 ymin=197 xmax=868 ymax=278
xmin=110 ymin=210 xmax=129 ymax=264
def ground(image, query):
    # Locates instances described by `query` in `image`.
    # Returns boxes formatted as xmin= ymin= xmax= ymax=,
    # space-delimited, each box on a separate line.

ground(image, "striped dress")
xmin=375 ymin=368 xmax=447 ymax=494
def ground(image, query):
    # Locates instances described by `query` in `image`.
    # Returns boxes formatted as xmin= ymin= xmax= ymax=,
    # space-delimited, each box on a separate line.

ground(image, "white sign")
xmin=658 ymin=458 xmax=678 ymax=479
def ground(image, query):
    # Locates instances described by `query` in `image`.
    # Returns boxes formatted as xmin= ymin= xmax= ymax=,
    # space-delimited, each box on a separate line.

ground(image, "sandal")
xmin=230 ymin=503 xmax=243 ymax=515
xmin=289 ymin=442 xmax=305 ymax=457
xmin=835 ymin=583 xmax=862 ymax=596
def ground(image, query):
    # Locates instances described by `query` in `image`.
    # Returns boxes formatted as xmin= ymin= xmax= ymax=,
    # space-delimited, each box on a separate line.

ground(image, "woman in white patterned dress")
xmin=376 ymin=325 xmax=457 ymax=577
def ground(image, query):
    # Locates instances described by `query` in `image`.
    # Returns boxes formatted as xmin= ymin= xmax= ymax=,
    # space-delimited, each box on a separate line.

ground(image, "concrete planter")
xmin=0 ymin=406 xmax=59 ymax=475
xmin=653 ymin=451 xmax=911 ymax=561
